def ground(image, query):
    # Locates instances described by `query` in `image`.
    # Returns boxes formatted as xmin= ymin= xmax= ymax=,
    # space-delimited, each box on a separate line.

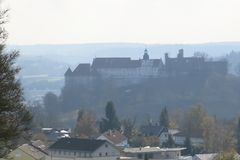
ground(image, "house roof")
xmin=31 ymin=140 xmax=47 ymax=151
xmin=194 ymin=153 xmax=218 ymax=160
xmin=140 ymin=125 xmax=166 ymax=137
xmin=10 ymin=144 xmax=48 ymax=160
xmin=168 ymin=129 xmax=180 ymax=135
xmin=49 ymin=138 xmax=106 ymax=152
xmin=173 ymin=131 xmax=203 ymax=139
xmin=101 ymin=130 xmax=127 ymax=145
xmin=124 ymin=146 xmax=185 ymax=154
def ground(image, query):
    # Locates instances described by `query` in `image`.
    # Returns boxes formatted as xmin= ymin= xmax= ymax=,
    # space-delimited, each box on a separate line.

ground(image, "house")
xmin=193 ymin=153 xmax=218 ymax=160
xmin=159 ymin=129 xmax=204 ymax=147
xmin=2 ymin=143 xmax=48 ymax=160
xmin=172 ymin=132 xmax=204 ymax=146
xmin=97 ymin=130 xmax=128 ymax=147
xmin=123 ymin=146 xmax=189 ymax=160
xmin=159 ymin=129 xmax=180 ymax=145
xmin=48 ymin=138 xmax=121 ymax=160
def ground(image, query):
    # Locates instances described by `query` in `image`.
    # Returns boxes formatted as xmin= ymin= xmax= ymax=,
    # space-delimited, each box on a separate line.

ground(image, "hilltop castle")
xmin=64 ymin=49 xmax=227 ymax=87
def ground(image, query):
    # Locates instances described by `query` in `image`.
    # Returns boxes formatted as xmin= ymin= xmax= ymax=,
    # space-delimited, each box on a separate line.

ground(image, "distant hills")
xmin=10 ymin=42 xmax=240 ymax=65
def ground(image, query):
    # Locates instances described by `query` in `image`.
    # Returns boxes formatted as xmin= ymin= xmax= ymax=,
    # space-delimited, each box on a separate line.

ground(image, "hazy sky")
xmin=2 ymin=0 xmax=240 ymax=45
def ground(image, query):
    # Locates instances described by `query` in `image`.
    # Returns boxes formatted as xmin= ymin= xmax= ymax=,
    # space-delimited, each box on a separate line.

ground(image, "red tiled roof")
xmin=102 ymin=130 xmax=127 ymax=145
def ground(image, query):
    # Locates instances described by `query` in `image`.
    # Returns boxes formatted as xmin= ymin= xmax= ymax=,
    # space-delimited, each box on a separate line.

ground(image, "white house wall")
xmin=49 ymin=142 xmax=120 ymax=160
xmin=92 ymin=142 xmax=120 ymax=158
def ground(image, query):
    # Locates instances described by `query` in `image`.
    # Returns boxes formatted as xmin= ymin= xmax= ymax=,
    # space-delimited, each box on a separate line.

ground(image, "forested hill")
xmin=59 ymin=73 xmax=240 ymax=120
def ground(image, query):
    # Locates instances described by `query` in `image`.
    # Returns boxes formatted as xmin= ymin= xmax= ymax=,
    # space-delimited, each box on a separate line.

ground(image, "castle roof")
xmin=64 ymin=68 xmax=72 ymax=76
xmin=72 ymin=63 xmax=91 ymax=76
xmin=152 ymin=59 xmax=164 ymax=67
xmin=92 ymin=58 xmax=141 ymax=68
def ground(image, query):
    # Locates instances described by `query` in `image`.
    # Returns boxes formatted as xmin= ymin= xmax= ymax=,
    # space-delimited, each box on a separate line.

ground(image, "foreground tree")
xmin=100 ymin=101 xmax=120 ymax=132
xmin=0 ymin=9 xmax=32 ymax=157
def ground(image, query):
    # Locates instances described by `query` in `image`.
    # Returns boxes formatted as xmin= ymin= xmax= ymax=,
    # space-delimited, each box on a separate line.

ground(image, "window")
xmin=105 ymin=152 xmax=108 ymax=156
xmin=148 ymin=153 xmax=153 ymax=159
xmin=59 ymin=150 xmax=61 ymax=155
xmin=105 ymin=144 xmax=108 ymax=148
xmin=137 ymin=154 xmax=142 ymax=159
xmin=63 ymin=151 xmax=66 ymax=155
xmin=99 ymin=153 xmax=102 ymax=157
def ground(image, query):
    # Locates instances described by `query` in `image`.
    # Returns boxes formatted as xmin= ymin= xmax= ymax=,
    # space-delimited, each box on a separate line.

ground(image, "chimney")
xmin=178 ymin=49 xmax=184 ymax=58
xmin=165 ymin=53 xmax=169 ymax=60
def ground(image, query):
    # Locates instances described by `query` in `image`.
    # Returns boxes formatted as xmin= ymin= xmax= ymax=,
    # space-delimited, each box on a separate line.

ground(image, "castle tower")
xmin=143 ymin=48 xmax=149 ymax=60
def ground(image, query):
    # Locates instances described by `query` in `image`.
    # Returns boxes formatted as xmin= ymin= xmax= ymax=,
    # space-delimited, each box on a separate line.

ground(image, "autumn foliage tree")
xmin=74 ymin=109 xmax=98 ymax=138
xmin=0 ymin=9 xmax=32 ymax=157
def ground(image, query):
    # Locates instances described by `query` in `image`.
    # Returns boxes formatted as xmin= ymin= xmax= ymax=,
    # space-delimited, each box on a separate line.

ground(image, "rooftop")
xmin=101 ymin=130 xmax=127 ymax=145
xmin=49 ymin=138 xmax=107 ymax=152
xmin=124 ymin=146 xmax=185 ymax=153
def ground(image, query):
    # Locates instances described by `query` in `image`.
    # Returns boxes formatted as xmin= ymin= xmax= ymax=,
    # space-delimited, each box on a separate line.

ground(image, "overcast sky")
xmin=1 ymin=0 xmax=240 ymax=45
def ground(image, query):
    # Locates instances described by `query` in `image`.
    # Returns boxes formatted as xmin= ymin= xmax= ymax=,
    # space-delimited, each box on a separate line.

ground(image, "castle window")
xmin=105 ymin=152 xmax=108 ymax=156
xmin=105 ymin=144 xmax=108 ymax=148
xmin=99 ymin=153 xmax=102 ymax=157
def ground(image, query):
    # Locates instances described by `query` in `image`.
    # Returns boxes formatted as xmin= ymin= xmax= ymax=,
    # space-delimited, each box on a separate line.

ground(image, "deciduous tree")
xmin=74 ymin=109 xmax=98 ymax=138
xmin=122 ymin=118 xmax=136 ymax=139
